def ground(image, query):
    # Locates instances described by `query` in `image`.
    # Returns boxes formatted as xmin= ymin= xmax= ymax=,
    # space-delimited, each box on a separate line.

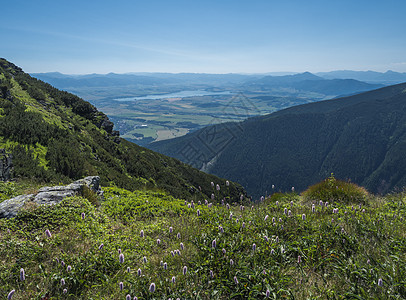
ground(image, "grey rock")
xmin=0 ymin=194 xmax=35 ymax=218
xmin=0 ymin=176 xmax=101 ymax=219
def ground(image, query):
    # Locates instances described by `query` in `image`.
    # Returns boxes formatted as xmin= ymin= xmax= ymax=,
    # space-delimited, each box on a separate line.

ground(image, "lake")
xmin=114 ymin=90 xmax=233 ymax=101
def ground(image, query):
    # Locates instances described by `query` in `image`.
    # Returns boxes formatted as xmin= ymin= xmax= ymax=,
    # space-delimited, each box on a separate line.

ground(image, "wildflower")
xmin=260 ymin=196 xmax=265 ymax=202
xmin=266 ymin=289 xmax=270 ymax=298
xmin=284 ymin=208 xmax=288 ymax=215
xmin=362 ymin=209 xmax=365 ymax=213
xmin=164 ymin=262 xmax=168 ymax=270
xmin=240 ymin=194 xmax=244 ymax=201
xmin=180 ymin=242 xmax=184 ymax=250
xmin=226 ymin=180 xmax=230 ymax=186
xmin=140 ymin=230 xmax=144 ymax=238
xmin=219 ymin=225 xmax=224 ymax=233
xmin=378 ymin=278 xmax=383 ymax=287
xmin=264 ymin=236 xmax=269 ymax=242
xmin=61 ymin=260 xmax=65 ymax=267
xmin=63 ymin=289 xmax=67 ymax=294
xmin=172 ymin=276 xmax=176 ymax=283
xmin=279 ymin=218 xmax=283 ymax=222
xmin=222 ymin=248 xmax=226 ymax=255
xmin=205 ymin=199 xmax=208 ymax=205
xmin=137 ymin=268 xmax=142 ymax=276
xmin=221 ymin=199 xmax=225 ymax=205
xmin=119 ymin=282 xmax=124 ymax=291
xmin=319 ymin=200 xmax=323 ymax=206
xmin=20 ymin=268 xmax=25 ymax=281
xmin=98 ymin=243 xmax=104 ymax=250
xmin=271 ymin=249 xmax=275 ymax=255
xmin=298 ymin=255 xmax=302 ymax=264
xmin=118 ymin=249 xmax=122 ymax=254
xmin=263 ymin=269 xmax=266 ymax=275
xmin=177 ymin=232 xmax=181 ymax=239
xmin=288 ymin=210 xmax=292 ymax=216
xmin=210 ymin=270 xmax=214 ymax=278
xmin=252 ymin=243 xmax=256 ymax=251
xmin=188 ymin=204 xmax=191 ymax=208
xmin=264 ymin=215 xmax=269 ymax=221
xmin=134 ymin=297 xmax=138 ymax=300
xmin=127 ymin=267 xmax=131 ymax=273
xmin=7 ymin=290 xmax=15 ymax=300
xmin=208 ymin=203 xmax=212 ymax=208
xmin=45 ymin=229 xmax=52 ymax=238
xmin=149 ymin=282 xmax=156 ymax=293
xmin=143 ymin=256 xmax=147 ymax=263
xmin=325 ymin=201 xmax=328 ymax=207
xmin=234 ymin=276 xmax=238 ymax=284
xmin=302 ymin=214 xmax=306 ymax=221
xmin=171 ymin=251 xmax=175 ymax=257
xmin=240 ymin=205 xmax=244 ymax=211
xmin=312 ymin=205 xmax=315 ymax=213
xmin=242 ymin=222 xmax=246 ymax=229
xmin=119 ymin=253 xmax=124 ymax=263
xmin=61 ymin=278 xmax=65 ymax=285
xmin=226 ymin=203 xmax=230 ymax=210
xmin=176 ymin=249 xmax=181 ymax=255
xmin=212 ymin=239 xmax=216 ymax=249
xmin=126 ymin=295 xmax=131 ymax=300
xmin=197 ymin=209 xmax=200 ymax=216
xmin=67 ymin=265 xmax=72 ymax=272
xmin=216 ymin=184 xmax=220 ymax=191
xmin=169 ymin=226 xmax=173 ymax=234
xmin=211 ymin=193 xmax=215 ymax=200
xmin=211 ymin=181 xmax=214 ymax=187
xmin=276 ymin=236 xmax=279 ymax=243
xmin=183 ymin=266 xmax=187 ymax=275
xmin=229 ymin=213 xmax=233 ymax=220
xmin=230 ymin=259 xmax=234 ymax=266
xmin=272 ymin=184 xmax=275 ymax=189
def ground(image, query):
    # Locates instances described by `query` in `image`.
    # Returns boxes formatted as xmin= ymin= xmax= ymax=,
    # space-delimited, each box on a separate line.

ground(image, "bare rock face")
xmin=0 ymin=176 xmax=101 ymax=218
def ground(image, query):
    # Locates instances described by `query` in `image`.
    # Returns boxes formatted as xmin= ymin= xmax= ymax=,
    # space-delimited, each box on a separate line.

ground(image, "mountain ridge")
xmin=0 ymin=58 xmax=246 ymax=201
xmin=149 ymin=82 xmax=406 ymax=197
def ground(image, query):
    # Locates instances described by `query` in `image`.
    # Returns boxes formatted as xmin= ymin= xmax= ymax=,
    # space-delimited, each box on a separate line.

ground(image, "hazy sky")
xmin=1 ymin=0 xmax=406 ymax=74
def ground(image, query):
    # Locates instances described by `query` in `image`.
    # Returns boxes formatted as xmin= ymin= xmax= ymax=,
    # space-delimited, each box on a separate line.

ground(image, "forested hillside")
xmin=150 ymin=83 xmax=406 ymax=197
xmin=0 ymin=59 xmax=245 ymax=201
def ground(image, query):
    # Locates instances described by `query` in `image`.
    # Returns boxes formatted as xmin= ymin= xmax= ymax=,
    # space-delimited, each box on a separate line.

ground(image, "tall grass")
xmin=0 ymin=183 xmax=405 ymax=299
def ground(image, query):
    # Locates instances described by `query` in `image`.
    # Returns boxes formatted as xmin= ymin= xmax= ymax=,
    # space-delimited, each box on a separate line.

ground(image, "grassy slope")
xmin=0 ymin=58 xmax=245 ymax=202
xmin=0 ymin=182 xmax=405 ymax=299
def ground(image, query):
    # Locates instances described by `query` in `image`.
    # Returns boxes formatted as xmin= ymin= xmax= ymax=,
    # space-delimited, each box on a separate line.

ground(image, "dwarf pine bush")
xmin=302 ymin=173 xmax=369 ymax=204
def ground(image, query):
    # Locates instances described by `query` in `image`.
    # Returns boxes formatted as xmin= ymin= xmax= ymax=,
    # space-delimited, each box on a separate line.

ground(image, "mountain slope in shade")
xmin=149 ymin=82 xmax=406 ymax=198
xmin=0 ymin=58 xmax=246 ymax=201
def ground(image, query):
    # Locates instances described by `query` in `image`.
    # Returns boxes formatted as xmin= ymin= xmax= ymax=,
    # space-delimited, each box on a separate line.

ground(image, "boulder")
xmin=0 ymin=176 xmax=101 ymax=219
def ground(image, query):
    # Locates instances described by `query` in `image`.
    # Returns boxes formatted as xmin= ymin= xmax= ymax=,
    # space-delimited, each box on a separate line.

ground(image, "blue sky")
xmin=1 ymin=0 xmax=406 ymax=74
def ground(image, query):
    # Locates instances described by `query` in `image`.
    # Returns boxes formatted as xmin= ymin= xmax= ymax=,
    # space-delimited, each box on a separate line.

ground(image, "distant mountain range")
xmin=242 ymin=72 xmax=383 ymax=96
xmin=316 ymin=70 xmax=406 ymax=85
xmin=149 ymin=82 xmax=406 ymax=198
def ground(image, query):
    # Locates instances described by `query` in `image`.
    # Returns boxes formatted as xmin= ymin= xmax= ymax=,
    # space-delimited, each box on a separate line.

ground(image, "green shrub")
xmin=302 ymin=173 xmax=369 ymax=204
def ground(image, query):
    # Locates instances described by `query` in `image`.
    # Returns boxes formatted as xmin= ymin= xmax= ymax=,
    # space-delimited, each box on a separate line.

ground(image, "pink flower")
xmin=149 ymin=282 xmax=156 ymax=292
xmin=119 ymin=253 xmax=124 ymax=263
xmin=45 ymin=229 xmax=52 ymax=238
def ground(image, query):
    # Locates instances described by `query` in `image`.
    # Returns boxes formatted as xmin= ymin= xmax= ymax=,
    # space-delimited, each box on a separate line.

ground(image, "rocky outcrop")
xmin=0 ymin=149 xmax=13 ymax=181
xmin=0 ymin=176 xmax=101 ymax=219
